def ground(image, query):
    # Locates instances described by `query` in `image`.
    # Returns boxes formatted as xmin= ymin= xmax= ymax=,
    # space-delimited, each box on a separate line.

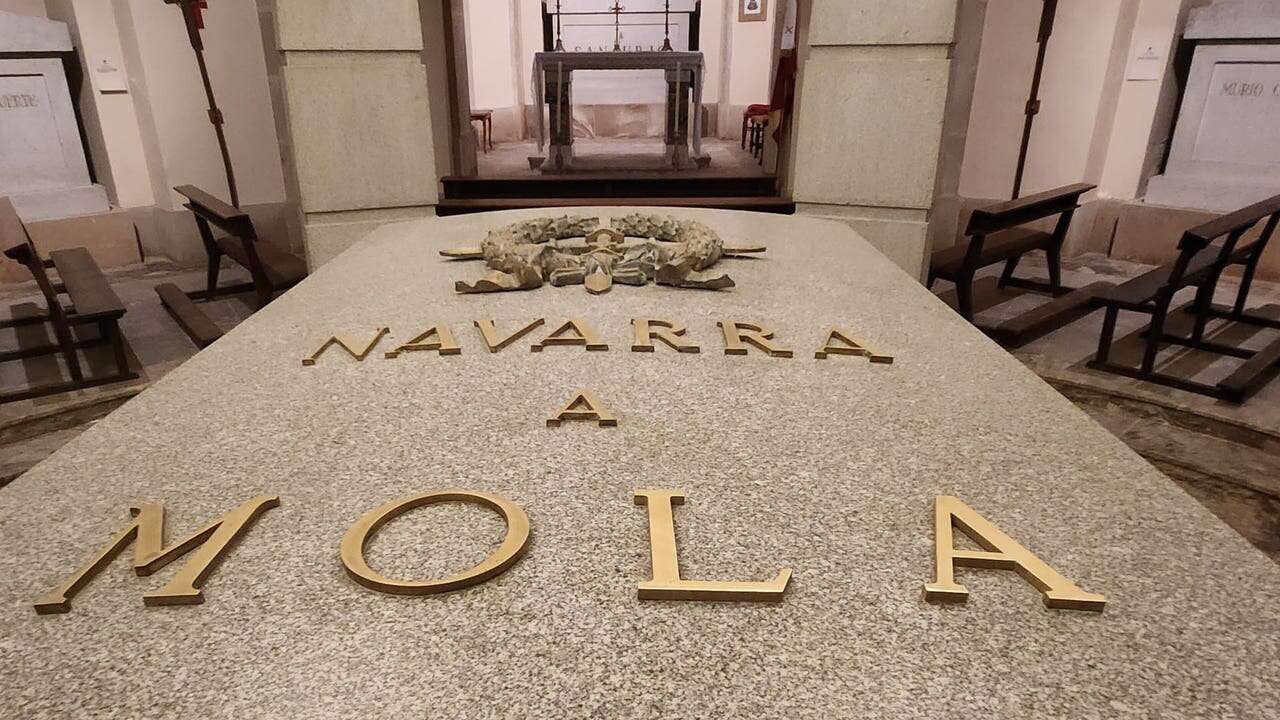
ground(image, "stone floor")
xmin=2 ymin=250 xmax=1278 ymax=564
xmin=476 ymin=137 xmax=772 ymax=177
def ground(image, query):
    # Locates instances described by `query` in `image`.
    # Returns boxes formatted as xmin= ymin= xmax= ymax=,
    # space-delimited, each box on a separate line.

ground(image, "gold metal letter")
xmin=923 ymin=496 xmax=1106 ymax=612
xmin=302 ymin=328 xmax=389 ymax=366
xmin=340 ymin=491 xmax=530 ymax=595
xmin=717 ymin=320 xmax=793 ymax=358
xmin=631 ymin=318 xmax=700 ymax=354
xmin=474 ymin=318 xmax=545 ymax=353
xmin=33 ymin=496 xmax=280 ymax=614
xmin=633 ymin=489 xmax=791 ymax=602
xmin=384 ymin=324 xmax=461 ymax=359
xmin=814 ymin=328 xmax=893 ymax=363
xmin=531 ymin=318 xmax=608 ymax=352
xmin=547 ymin=390 xmax=618 ymax=427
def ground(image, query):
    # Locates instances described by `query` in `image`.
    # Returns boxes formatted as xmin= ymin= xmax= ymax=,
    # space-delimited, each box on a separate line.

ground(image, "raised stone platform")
xmin=1 ymin=208 xmax=1277 ymax=718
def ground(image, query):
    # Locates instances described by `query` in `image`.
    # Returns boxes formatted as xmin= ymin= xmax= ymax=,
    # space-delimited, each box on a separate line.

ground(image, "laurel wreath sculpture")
xmin=440 ymin=214 xmax=765 ymax=295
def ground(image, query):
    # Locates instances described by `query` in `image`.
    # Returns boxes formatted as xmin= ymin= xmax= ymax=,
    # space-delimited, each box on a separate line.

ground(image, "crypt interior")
xmin=3 ymin=1 xmax=1280 ymax=716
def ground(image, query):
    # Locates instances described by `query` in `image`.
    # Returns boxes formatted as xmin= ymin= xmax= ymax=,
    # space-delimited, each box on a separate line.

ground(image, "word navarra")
xmin=303 ymin=318 xmax=896 ymax=365
xmin=33 ymin=492 xmax=1105 ymax=616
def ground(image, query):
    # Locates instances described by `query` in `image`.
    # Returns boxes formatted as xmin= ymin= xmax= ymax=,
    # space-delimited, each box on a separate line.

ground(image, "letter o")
xmin=340 ymin=491 xmax=530 ymax=595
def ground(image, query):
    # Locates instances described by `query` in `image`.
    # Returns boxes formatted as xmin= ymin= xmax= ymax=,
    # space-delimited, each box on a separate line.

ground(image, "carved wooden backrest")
xmin=0 ymin=197 xmax=67 ymax=320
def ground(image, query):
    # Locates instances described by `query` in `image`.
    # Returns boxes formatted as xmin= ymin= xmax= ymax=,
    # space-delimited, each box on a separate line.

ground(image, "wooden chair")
xmin=741 ymin=104 xmax=769 ymax=149
xmin=0 ymin=197 xmax=136 ymax=403
xmin=929 ymin=183 xmax=1096 ymax=322
xmin=1090 ymin=194 xmax=1280 ymax=403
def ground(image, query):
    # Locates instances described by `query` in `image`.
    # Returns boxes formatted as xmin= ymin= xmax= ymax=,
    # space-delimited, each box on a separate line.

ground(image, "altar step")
xmin=437 ymin=196 xmax=795 ymax=216
xmin=440 ymin=173 xmax=790 ymax=215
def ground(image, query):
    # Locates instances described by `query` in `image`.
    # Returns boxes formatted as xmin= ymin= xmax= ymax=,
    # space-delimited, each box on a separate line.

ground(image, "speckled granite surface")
xmin=1 ymin=208 xmax=1277 ymax=719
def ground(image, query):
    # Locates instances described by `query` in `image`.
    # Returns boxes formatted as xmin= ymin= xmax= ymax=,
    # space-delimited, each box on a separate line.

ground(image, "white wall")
xmin=959 ymin=0 xmax=1133 ymax=200
xmin=45 ymin=0 xmax=155 ymax=209
xmin=727 ymin=1 xmax=777 ymax=106
xmin=0 ymin=0 xmax=46 ymax=17
xmin=465 ymin=0 xmax=518 ymax=112
xmin=112 ymin=0 xmax=286 ymax=211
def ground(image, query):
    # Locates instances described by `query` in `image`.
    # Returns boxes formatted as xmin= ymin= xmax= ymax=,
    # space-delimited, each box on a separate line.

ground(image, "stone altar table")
xmin=532 ymin=52 xmax=708 ymax=172
xmin=1 ymin=208 xmax=1278 ymax=718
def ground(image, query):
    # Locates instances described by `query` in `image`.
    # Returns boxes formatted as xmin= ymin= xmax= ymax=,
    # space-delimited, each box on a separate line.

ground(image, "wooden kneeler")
xmin=0 ymin=197 xmax=138 ymax=403
xmin=156 ymin=185 xmax=307 ymax=349
xmin=1089 ymin=194 xmax=1280 ymax=404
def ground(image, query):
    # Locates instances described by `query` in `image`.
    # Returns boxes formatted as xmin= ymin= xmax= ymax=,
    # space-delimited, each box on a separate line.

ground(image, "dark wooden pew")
xmin=1 ymin=197 xmax=137 ymax=403
xmin=176 ymin=185 xmax=306 ymax=309
xmin=930 ymin=183 xmax=1109 ymax=346
xmin=156 ymin=185 xmax=306 ymax=349
xmin=1090 ymin=193 xmax=1280 ymax=403
xmin=930 ymin=183 xmax=1096 ymax=321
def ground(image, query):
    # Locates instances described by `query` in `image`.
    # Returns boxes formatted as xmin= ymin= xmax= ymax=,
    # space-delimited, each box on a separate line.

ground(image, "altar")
xmin=532 ymin=51 xmax=708 ymax=172
xmin=2 ymin=208 xmax=1279 ymax=718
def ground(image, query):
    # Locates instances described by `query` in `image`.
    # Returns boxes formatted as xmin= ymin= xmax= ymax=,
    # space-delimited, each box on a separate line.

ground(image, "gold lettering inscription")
xmin=340 ymin=491 xmax=530 ymax=595
xmin=302 ymin=328 xmax=390 ymax=366
xmin=814 ymin=328 xmax=893 ymax=363
xmin=384 ymin=325 xmax=461 ymax=359
xmin=531 ymin=318 xmax=609 ymax=352
xmin=33 ymin=496 xmax=280 ymax=614
xmin=923 ymin=496 xmax=1106 ymax=612
xmin=474 ymin=318 xmax=546 ymax=353
xmin=633 ymin=490 xmax=791 ymax=602
xmin=547 ymin=390 xmax=618 ymax=427
xmin=631 ymin=318 xmax=700 ymax=353
xmin=717 ymin=320 xmax=793 ymax=358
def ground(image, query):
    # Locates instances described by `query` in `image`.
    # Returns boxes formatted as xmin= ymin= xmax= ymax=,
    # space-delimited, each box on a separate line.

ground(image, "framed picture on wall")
xmin=739 ymin=0 xmax=768 ymax=23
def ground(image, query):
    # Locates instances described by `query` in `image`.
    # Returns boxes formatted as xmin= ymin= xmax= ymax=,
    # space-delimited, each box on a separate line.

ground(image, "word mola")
xmin=34 ymin=492 xmax=1105 ymax=615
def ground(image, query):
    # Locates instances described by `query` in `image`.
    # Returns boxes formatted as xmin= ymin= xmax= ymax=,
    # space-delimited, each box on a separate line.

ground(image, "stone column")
xmin=790 ymin=0 xmax=958 ymax=279
xmin=273 ymin=0 xmax=438 ymax=268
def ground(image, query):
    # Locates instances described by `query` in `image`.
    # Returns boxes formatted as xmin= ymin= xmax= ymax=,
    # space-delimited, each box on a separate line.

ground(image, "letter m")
xmin=34 ymin=496 xmax=279 ymax=615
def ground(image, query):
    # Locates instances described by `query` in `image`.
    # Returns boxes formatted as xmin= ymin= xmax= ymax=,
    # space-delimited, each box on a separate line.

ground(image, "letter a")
xmin=34 ymin=496 xmax=279 ymax=614
xmin=923 ymin=496 xmax=1106 ymax=612
xmin=547 ymin=390 xmax=617 ymax=427
xmin=634 ymin=490 xmax=791 ymax=602
xmin=384 ymin=325 xmax=461 ymax=359
xmin=814 ymin=328 xmax=893 ymax=363
xmin=531 ymin=318 xmax=608 ymax=352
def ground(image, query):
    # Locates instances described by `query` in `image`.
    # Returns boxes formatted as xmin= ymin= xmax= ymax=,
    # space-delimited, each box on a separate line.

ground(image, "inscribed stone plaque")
xmin=1192 ymin=62 xmax=1280 ymax=166
xmin=0 ymin=73 xmax=65 ymax=194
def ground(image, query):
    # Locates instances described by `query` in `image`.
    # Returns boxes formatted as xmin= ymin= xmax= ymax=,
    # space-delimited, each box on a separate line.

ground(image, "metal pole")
xmin=1012 ymin=0 xmax=1057 ymax=200
xmin=661 ymin=1 xmax=673 ymax=51
xmin=555 ymin=0 xmax=564 ymax=51
xmin=166 ymin=0 xmax=240 ymax=207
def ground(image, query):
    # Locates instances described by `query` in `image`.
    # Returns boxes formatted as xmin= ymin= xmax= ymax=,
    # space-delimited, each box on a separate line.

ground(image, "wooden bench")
xmin=930 ymin=183 xmax=1096 ymax=322
xmin=156 ymin=185 xmax=306 ymax=348
xmin=1090 ymin=193 xmax=1280 ymax=403
xmin=1 ymin=197 xmax=137 ymax=403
